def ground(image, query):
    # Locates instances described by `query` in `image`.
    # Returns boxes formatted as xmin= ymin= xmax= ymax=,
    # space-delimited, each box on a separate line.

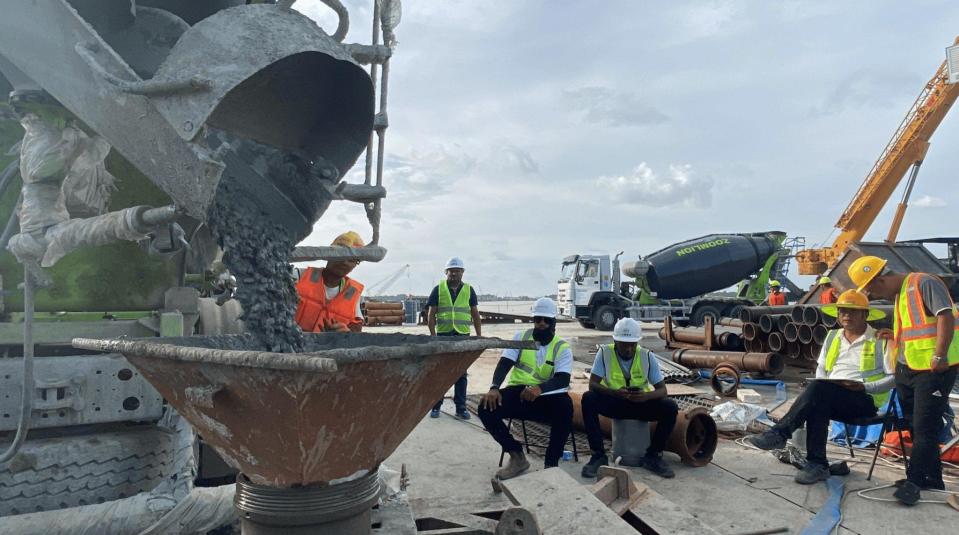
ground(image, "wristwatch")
xmin=489 ymin=385 xmax=500 ymax=390
xmin=932 ymin=355 xmax=943 ymax=366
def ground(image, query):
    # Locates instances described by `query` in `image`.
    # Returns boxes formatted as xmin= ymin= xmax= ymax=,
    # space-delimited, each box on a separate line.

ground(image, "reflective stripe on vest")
xmin=893 ymin=273 xmax=959 ymax=371
xmin=823 ymin=329 xmax=889 ymax=408
xmin=437 ymin=280 xmax=472 ymax=335
xmin=599 ymin=344 xmax=652 ymax=392
xmin=294 ymin=267 xmax=364 ymax=332
xmin=508 ymin=330 xmax=569 ymax=386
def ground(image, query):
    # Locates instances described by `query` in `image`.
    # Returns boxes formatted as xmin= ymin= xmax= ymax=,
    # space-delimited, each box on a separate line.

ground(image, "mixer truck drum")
xmin=710 ymin=363 xmax=740 ymax=397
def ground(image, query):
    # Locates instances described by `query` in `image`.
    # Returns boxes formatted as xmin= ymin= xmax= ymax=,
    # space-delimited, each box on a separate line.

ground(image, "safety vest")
xmin=508 ymin=330 xmax=570 ymax=386
xmin=768 ymin=291 xmax=786 ymax=306
xmin=823 ymin=330 xmax=889 ymax=408
xmin=819 ymin=288 xmax=838 ymax=304
xmin=599 ymin=344 xmax=653 ymax=392
xmin=436 ymin=280 xmax=472 ymax=335
xmin=893 ymin=273 xmax=959 ymax=371
xmin=294 ymin=267 xmax=364 ymax=332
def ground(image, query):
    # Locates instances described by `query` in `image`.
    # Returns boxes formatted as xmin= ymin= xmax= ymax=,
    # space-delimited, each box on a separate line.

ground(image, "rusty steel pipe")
xmin=710 ymin=363 xmax=741 ymax=396
xmin=797 ymin=324 xmax=814 ymax=344
xmin=744 ymin=338 xmax=764 ymax=353
xmin=785 ymin=341 xmax=800 ymax=358
xmin=718 ymin=318 xmax=744 ymax=328
xmin=813 ymin=325 xmax=828 ymax=345
xmin=657 ymin=327 xmax=743 ymax=350
xmin=758 ymin=315 xmax=774 ymax=334
xmin=742 ymin=306 xmax=794 ymax=322
xmin=802 ymin=306 xmax=820 ymax=326
xmin=671 ymin=349 xmax=785 ymax=375
xmin=775 ymin=314 xmax=791 ymax=332
xmin=716 ymin=332 xmax=743 ymax=351
xmin=767 ymin=332 xmax=785 ymax=353
xmin=570 ymin=393 xmax=717 ymax=467
xmin=742 ymin=322 xmax=759 ymax=341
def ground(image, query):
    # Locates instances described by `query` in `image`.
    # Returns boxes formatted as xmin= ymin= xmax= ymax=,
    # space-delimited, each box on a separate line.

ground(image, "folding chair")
xmin=839 ymin=389 xmax=908 ymax=480
xmin=497 ymin=418 xmax=580 ymax=466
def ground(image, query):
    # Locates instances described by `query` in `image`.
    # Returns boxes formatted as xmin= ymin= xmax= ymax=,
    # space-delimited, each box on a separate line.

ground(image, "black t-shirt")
xmin=427 ymin=283 xmax=478 ymax=308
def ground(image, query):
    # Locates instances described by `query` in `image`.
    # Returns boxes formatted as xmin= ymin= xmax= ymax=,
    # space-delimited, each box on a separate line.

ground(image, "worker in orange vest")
xmin=818 ymin=276 xmax=838 ymax=304
xmin=294 ymin=231 xmax=366 ymax=333
xmin=766 ymin=280 xmax=786 ymax=306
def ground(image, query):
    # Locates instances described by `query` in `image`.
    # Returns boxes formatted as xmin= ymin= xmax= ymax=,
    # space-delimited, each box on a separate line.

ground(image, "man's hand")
xmin=626 ymin=389 xmax=649 ymax=403
xmin=480 ymin=388 xmax=502 ymax=410
xmin=875 ymin=328 xmax=894 ymax=341
xmin=932 ymin=356 xmax=949 ymax=373
xmin=521 ymin=385 xmax=542 ymax=402
xmin=614 ymin=387 xmax=632 ymax=400
xmin=322 ymin=319 xmax=350 ymax=333
xmin=840 ymin=381 xmax=866 ymax=392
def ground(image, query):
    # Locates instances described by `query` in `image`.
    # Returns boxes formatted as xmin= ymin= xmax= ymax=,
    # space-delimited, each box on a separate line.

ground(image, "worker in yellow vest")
xmin=427 ymin=257 xmax=482 ymax=419
xmin=747 ymin=290 xmax=893 ymax=484
xmin=848 ymin=256 xmax=959 ymax=504
xmin=580 ymin=318 xmax=678 ymax=479
xmin=478 ymin=298 xmax=574 ymax=480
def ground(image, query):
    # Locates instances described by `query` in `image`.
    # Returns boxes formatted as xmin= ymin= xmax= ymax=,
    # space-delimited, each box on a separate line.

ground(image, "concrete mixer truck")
xmin=558 ymin=232 xmax=795 ymax=329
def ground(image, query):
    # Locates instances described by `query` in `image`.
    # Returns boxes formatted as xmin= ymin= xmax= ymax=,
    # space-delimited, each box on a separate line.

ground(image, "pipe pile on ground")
xmin=657 ymin=326 xmax=744 ymax=351
xmin=363 ymin=301 xmax=405 ymax=326
xmin=670 ymin=349 xmax=785 ymax=375
xmin=737 ymin=304 xmax=893 ymax=368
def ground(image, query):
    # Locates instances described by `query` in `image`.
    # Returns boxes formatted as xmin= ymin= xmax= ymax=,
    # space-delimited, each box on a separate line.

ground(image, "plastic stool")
xmin=611 ymin=419 xmax=649 ymax=466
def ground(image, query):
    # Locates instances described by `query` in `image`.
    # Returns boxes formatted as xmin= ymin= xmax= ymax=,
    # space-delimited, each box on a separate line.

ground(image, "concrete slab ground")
xmin=381 ymin=322 xmax=958 ymax=534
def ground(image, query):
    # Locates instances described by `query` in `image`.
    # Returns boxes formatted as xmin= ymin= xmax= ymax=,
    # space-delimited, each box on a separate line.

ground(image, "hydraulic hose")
xmin=0 ymin=265 xmax=34 ymax=464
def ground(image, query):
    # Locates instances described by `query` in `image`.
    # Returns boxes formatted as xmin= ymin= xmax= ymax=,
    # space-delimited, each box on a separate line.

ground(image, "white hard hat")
xmin=531 ymin=297 xmax=558 ymax=318
xmin=612 ymin=318 xmax=641 ymax=342
xmin=445 ymin=257 xmax=465 ymax=270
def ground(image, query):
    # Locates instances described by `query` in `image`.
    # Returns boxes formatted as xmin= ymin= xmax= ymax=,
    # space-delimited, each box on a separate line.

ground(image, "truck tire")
xmin=690 ymin=305 xmax=722 ymax=327
xmin=578 ymin=319 xmax=595 ymax=329
xmin=592 ymin=305 xmax=618 ymax=331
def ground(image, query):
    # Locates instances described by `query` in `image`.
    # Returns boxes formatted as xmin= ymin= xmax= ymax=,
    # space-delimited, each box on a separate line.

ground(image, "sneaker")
xmin=746 ymin=430 xmax=787 ymax=451
xmin=893 ymin=480 xmax=920 ymax=506
xmin=429 ymin=409 xmax=440 ymax=418
xmin=580 ymin=453 xmax=609 ymax=479
xmin=455 ymin=409 xmax=471 ymax=420
xmin=795 ymin=463 xmax=830 ymax=485
xmin=828 ymin=461 xmax=850 ymax=476
xmin=495 ymin=450 xmax=530 ymax=480
xmin=638 ymin=453 xmax=675 ymax=479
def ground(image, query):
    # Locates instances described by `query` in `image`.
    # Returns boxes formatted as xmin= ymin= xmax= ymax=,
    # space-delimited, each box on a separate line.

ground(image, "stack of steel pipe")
xmin=739 ymin=304 xmax=893 ymax=367
xmin=657 ymin=326 xmax=744 ymax=351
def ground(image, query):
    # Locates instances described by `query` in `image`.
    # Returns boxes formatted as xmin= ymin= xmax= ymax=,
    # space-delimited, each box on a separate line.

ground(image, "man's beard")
xmin=532 ymin=322 xmax=556 ymax=345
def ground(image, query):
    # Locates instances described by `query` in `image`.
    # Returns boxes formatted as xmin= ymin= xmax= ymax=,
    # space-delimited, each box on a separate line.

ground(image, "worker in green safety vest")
xmin=478 ymin=298 xmax=574 ymax=480
xmin=747 ymin=289 xmax=894 ymax=485
xmin=427 ymin=257 xmax=482 ymax=420
xmin=580 ymin=318 xmax=678 ymax=479
xmin=849 ymin=256 xmax=959 ymax=504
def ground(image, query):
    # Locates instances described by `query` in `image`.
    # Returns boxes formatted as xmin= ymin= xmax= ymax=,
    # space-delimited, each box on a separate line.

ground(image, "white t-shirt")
xmin=501 ymin=330 xmax=574 ymax=396
xmin=816 ymin=326 xmax=893 ymax=381
xmin=325 ymin=285 xmax=363 ymax=320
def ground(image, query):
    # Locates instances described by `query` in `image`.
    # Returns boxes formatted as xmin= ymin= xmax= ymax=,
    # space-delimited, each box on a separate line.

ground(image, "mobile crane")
xmin=797 ymin=36 xmax=959 ymax=275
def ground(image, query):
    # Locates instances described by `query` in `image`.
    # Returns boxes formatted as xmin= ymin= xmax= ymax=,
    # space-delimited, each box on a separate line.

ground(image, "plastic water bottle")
xmin=561 ymin=450 xmax=573 ymax=462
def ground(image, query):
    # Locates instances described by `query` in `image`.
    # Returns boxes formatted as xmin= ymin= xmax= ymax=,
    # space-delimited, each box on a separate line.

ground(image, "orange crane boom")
xmin=797 ymin=36 xmax=959 ymax=275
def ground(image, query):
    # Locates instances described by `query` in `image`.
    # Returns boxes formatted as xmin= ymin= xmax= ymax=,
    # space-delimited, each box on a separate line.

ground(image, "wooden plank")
xmin=498 ymin=468 xmax=637 ymax=535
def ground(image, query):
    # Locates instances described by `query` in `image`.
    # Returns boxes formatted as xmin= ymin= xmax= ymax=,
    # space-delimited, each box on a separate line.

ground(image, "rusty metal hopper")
xmin=73 ymin=333 xmax=524 ymax=488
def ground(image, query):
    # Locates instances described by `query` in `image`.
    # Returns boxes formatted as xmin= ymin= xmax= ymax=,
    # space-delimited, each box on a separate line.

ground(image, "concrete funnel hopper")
xmin=73 ymin=333 xmax=528 ymax=534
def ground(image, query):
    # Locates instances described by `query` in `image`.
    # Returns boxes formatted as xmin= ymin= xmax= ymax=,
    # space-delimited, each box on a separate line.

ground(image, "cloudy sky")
xmin=294 ymin=0 xmax=959 ymax=298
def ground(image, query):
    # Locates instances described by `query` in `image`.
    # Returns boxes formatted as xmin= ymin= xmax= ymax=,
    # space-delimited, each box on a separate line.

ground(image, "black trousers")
xmin=477 ymin=386 xmax=573 ymax=467
xmin=772 ymin=380 xmax=876 ymax=466
xmin=896 ymin=363 xmax=958 ymax=488
xmin=581 ymin=390 xmax=678 ymax=456
xmin=433 ymin=332 xmax=468 ymax=411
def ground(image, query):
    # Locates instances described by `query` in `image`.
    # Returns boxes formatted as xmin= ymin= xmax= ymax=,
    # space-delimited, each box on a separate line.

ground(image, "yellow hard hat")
xmin=331 ymin=231 xmax=365 ymax=248
xmin=818 ymin=276 xmax=831 ymax=285
xmin=847 ymin=256 xmax=887 ymax=291
xmin=769 ymin=280 xmax=781 ymax=287
xmin=821 ymin=289 xmax=886 ymax=321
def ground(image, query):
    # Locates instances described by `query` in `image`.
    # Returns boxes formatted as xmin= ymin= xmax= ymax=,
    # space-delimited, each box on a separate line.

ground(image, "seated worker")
xmin=747 ymin=289 xmax=893 ymax=484
xmin=767 ymin=280 xmax=786 ymax=305
xmin=580 ymin=318 xmax=678 ymax=479
xmin=818 ymin=276 xmax=838 ymax=304
xmin=478 ymin=298 xmax=574 ymax=480
xmin=294 ymin=231 xmax=365 ymax=333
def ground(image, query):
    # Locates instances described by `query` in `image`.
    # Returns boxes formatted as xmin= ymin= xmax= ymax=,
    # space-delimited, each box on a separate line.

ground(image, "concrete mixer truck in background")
xmin=558 ymin=232 xmax=798 ymax=329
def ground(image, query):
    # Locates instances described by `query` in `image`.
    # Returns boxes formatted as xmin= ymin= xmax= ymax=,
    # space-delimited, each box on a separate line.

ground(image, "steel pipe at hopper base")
xmin=671 ymin=349 xmax=785 ymax=375
xmin=570 ymin=392 xmax=718 ymax=467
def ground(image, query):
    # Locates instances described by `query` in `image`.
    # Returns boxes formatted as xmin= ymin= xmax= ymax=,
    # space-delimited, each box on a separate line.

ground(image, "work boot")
xmin=580 ymin=453 xmax=609 ymax=479
xmin=495 ymin=450 xmax=530 ymax=480
xmin=746 ymin=430 xmax=787 ymax=451
xmin=638 ymin=453 xmax=675 ymax=479
xmin=828 ymin=461 xmax=850 ymax=476
xmin=794 ymin=463 xmax=830 ymax=485
xmin=893 ymin=480 xmax=921 ymax=506
xmin=455 ymin=408 xmax=471 ymax=420
xmin=429 ymin=409 xmax=440 ymax=418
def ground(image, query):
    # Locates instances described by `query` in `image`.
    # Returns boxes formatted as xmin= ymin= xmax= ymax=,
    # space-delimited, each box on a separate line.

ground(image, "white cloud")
xmin=562 ymin=87 xmax=668 ymax=127
xmin=911 ymin=195 xmax=946 ymax=208
xmin=596 ymin=163 xmax=712 ymax=208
